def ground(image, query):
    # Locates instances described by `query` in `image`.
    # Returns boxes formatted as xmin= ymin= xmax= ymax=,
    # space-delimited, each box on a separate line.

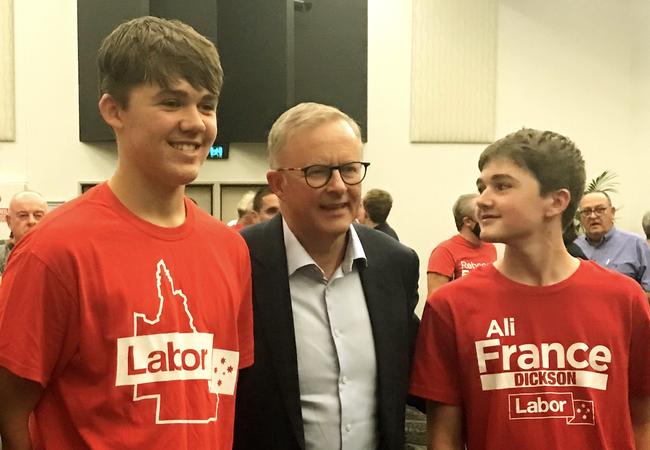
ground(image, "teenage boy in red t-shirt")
xmin=410 ymin=129 xmax=650 ymax=450
xmin=0 ymin=17 xmax=253 ymax=450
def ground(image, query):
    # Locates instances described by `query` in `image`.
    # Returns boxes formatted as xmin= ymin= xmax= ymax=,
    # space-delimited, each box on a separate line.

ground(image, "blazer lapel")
xmin=356 ymin=226 xmax=407 ymax=448
xmin=252 ymin=217 xmax=305 ymax=449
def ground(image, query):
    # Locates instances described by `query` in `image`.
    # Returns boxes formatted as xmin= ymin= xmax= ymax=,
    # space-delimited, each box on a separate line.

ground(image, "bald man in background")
xmin=0 ymin=191 xmax=48 ymax=274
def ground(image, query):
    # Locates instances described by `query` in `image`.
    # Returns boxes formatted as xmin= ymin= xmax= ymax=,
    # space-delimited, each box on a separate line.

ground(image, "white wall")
xmin=0 ymin=0 xmax=648 ymax=308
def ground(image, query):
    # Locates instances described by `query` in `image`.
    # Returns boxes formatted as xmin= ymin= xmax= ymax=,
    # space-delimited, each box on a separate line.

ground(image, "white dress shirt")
xmin=283 ymin=220 xmax=378 ymax=450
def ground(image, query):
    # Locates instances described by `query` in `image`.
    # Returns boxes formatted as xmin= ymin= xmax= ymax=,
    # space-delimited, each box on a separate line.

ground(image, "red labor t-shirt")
xmin=0 ymin=183 xmax=254 ymax=449
xmin=410 ymin=260 xmax=650 ymax=450
xmin=427 ymin=234 xmax=497 ymax=280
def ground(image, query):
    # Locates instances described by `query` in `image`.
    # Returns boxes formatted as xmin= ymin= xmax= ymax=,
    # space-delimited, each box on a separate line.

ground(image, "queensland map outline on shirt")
xmin=115 ymin=259 xmax=239 ymax=424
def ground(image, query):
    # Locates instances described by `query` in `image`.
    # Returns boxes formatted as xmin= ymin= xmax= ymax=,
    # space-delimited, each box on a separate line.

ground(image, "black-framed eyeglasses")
xmin=578 ymin=206 xmax=609 ymax=218
xmin=276 ymin=161 xmax=370 ymax=188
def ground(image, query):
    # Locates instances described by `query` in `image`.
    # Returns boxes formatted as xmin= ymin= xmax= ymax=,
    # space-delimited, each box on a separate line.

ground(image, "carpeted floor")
xmin=404 ymin=405 xmax=427 ymax=449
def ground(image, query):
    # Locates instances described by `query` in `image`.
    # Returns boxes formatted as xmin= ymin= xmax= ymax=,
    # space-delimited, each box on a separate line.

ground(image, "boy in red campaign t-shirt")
xmin=0 ymin=17 xmax=253 ymax=449
xmin=410 ymin=129 xmax=650 ymax=450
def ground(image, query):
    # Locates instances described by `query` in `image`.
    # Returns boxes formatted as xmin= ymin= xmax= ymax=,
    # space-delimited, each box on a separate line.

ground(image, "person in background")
xmin=0 ymin=191 xmax=48 ymax=275
xmin=426 ymin=193 xmax=497 ymax=297
xmin=574 ymin=191 xmax=650 ymax=298
xmin=0 ymin=16 xmax=253 ymax=450
xmin=251 ymin=186 xmax=280 ymax=223
xmin=642 ymin=210 xmax=650 ymax=247
xmin=228 ymin=190 xmax=257 ymax=231
xmin=410 ymin=128 xmax=649 ymax=450
xmin=358 ymin=188 xmax=400 ymax=241
xmin=234 ymin=102 xmax=420 ymax=450
xmin=562 ymin=223 xmax=588 ymax=260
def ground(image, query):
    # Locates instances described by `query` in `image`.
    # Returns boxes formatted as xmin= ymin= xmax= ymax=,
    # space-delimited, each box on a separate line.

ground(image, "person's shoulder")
xmin=193 ymin=204 xmax=239 ymax=234
xmin=436 ymin=234 xmax=458 ymax=247
xmin=573 ymin=234 xmax=588 ymax=245
xmin=191 ymin=205 xmax=249 ymax=253
xmin=7 ymin=193 xmax=109 ymax=271
xmin=578 ymin=259 xmax=643 ymax=295
xmin=355 ymin=223 xmax=414 ymax=256
xmin=427 ymin=235 xmax=457 ymax=261
xmin=434 ymin=264 xmax=495 ymax=297
xmin=239 ymin=216 xmax=284 ymax=258
xmin=615 ymin=228 xmax=648 ymax=245
xmin=25 ymin=193 xmax=99 ymax=244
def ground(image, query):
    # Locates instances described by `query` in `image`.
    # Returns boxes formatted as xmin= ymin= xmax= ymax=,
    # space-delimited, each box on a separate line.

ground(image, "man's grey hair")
xmin=267 ymin=102 xmax=362 ymax=168
xmin=452 ymin=193 xmax=478 ymax=231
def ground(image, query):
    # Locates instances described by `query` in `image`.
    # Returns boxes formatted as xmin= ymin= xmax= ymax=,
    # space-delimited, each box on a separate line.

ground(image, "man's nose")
xmin=325 ymin=169 xmax=347 ymax=191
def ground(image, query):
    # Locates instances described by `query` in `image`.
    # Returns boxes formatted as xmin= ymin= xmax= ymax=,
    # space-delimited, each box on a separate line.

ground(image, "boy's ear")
xmin=546 ymin=188 xmax=571 ymax=220
xmin=98 ymin=93 xmax=124 ymax=130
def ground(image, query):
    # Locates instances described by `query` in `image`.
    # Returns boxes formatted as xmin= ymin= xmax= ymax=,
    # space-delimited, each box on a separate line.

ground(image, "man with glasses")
xmin=575 ymin=191 xmax=650 ymax=297
xmin=234 ymin=102 xmax=420 ymax=450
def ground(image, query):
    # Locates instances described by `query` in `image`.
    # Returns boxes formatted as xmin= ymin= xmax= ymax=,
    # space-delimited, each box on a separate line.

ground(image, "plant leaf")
xmin=586 ymin=170 xmax=619 ymax=193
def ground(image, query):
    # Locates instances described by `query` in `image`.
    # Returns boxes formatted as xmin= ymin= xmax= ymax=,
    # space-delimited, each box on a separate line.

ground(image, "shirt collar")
xmin=283 ymin=219 xmax=367 ymax=277
xmin=586 ymin=226 xmax=617 ymax=247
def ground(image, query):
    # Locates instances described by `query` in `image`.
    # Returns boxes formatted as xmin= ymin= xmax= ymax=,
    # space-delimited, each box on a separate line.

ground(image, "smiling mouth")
xmin=170 ymin=142 xmax=201 ymax=151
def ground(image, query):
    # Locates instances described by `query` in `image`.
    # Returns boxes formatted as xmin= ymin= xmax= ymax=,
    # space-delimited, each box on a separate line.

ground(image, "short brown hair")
xmin=478 ymin=128 xmax=585 ymax=230
xmin=253 ymin=186 xmax=274 ymax=213
xmin=268 ymin=103 xmax=362 ymax=168
xmin=362 ymin=189 xmax=393 ymax=224
xmin=97 ymin=16 xmax=223 ymax=107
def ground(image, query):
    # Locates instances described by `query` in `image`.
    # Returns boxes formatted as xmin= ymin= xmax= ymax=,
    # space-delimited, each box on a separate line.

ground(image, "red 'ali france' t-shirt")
xmin=410 ymin=260 xmax=650 ymax=450
xmin=0 ymin=183 xmax=253 ymax=449
xmin=427 ymin=234 xmax=497 ymax=280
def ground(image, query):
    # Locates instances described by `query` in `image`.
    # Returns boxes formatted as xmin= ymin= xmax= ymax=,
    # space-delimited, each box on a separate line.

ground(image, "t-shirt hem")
xmin=409 ymin=384 xmax=461 ymax=406
xmin=239 ymin=354 xmax=254 ymax=369
xmin=0 ymin=356 xmax=47 ymax=387
xmin=426 ymin=269 xmax=453 ymax=277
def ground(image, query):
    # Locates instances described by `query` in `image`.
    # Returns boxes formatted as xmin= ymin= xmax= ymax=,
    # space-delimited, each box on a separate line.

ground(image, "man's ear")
xmin=267 ymin=170 xmax=287 ymax=200
xmin=610 ymin=206 xmax=616 ymax=217
xmin=98 ymin=93 xmax=124 ymax=130
xmin=546 ymin=188 xmax=571 ymax=220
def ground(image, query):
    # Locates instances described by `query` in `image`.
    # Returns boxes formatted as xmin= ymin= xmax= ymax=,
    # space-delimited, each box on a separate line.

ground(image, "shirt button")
xmin=345 ymin=424 xmax=352 ymax=432
xmin=341 ymin=376 xmax=348 ymax=385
